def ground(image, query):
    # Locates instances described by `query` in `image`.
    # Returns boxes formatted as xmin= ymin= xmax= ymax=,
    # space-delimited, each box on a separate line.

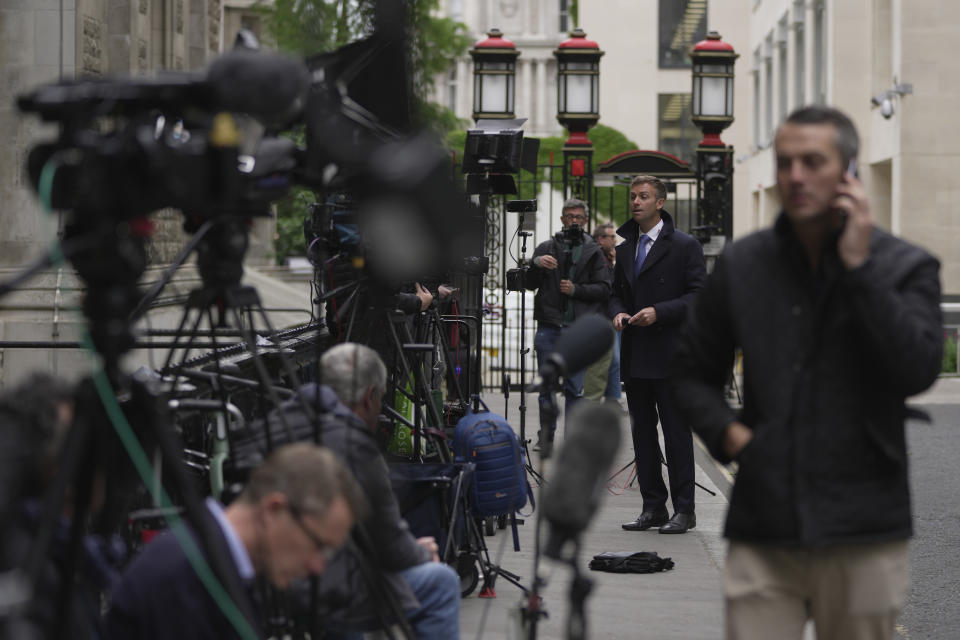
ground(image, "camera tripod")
xmin=325 ymin=274 xmax=453 ymax=463
xmin=8 ymin=214 xmax=263 ymax=639
xmin=505 ymin=207 xmax=544 ymax=485
xmin=157 ymin=217 xmax=319 ymax=446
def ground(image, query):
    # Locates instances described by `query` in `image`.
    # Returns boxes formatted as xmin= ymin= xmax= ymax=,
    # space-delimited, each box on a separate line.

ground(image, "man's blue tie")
xmin=635 ymin=234 xmax=649 ymax=274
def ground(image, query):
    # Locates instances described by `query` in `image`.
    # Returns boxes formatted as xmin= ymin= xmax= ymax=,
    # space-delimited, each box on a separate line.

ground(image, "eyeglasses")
xmin=287 ymin=503 xmax=339 ymax=561
xmin=562 ymin=213 xmax=587 ymax=221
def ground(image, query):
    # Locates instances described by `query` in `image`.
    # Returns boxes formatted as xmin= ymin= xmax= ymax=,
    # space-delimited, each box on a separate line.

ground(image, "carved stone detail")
xmin=175 ymin=0 xmax=184 ymax=34
xmin=208 ymin=0 xmax=222 ymax=51
xmin=138 ymin=39 xmax=148 ymax=72
xmin=139 ymin=0 xmax=149 ymax=15
xmin=82 ymin=15 xmax=103 ymax=75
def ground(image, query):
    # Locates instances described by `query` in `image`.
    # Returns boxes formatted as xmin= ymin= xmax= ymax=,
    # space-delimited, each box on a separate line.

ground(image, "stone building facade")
xmin=0 ymin=0 xmax=292 ymax=385
xmin=437 ymin=0 xmax=960 ymax=295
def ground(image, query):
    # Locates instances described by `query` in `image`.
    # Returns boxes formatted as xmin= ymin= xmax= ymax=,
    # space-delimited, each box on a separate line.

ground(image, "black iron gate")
xmin=458 ymin=149 xmax=697 ymax=393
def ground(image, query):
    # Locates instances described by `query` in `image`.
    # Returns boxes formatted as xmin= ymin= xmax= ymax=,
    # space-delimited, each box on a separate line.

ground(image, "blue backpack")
xmin=452 ymin=400 xmax=533 ymax=536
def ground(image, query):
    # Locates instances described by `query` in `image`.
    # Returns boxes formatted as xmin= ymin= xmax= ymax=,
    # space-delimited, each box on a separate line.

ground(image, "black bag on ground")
xmin=588 ymin=551 xmax=675 ymax=574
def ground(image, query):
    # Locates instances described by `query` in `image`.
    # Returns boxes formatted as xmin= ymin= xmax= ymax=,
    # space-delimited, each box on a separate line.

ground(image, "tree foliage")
xmin=257 ymin=0 xmax=470 ymax=263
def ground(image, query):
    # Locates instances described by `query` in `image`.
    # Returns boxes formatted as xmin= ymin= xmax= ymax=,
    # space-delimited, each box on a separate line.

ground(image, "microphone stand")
xmin=515 ymin=371 xmax=561 ymax=640
xmin=565 ymin=539 xmax=593 ymax=640
xmin=513 ymin=210 xmax=545 ymax=484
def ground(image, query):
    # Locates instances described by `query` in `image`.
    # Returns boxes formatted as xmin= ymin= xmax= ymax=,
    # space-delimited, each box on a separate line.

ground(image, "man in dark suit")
xmin=610 ymin=175 xmax=706 ymax=534
xmin=105 ymin=444 xmax=366 ymax=639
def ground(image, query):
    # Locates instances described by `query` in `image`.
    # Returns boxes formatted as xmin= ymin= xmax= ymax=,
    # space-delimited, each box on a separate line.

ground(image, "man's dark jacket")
xmin=609 ymin=211 xmax=706 ymax=379
xmin=525 ymin=231 xmax=611 ymax=327
xmin=268 ymin=385 xmax=428 ymax=625
xmin=105 ymin=518 xmax=261 ymax=640
xmin=672 ymin=213 xmax=943 ymax=547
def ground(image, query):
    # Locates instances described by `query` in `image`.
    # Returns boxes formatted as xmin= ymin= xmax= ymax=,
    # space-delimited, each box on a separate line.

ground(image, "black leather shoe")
xmin=658 ymin=512 xmax=696 ymax=534
xmin=621 ymin=508 xmax=669 ymax=531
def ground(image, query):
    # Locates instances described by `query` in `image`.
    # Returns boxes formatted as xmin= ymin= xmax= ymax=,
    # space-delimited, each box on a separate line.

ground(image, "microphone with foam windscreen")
xmin=206 ymin=50 xmax=310 ymax=124
xmin=541 ymin=401 xmax=621 ymax=559
xmin=534 ymin=313 xmax=613 ymax=391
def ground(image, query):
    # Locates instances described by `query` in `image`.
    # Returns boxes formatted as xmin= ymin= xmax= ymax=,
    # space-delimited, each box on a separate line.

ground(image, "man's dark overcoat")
xmin=609 ymin=211 xmax=707 ymax=379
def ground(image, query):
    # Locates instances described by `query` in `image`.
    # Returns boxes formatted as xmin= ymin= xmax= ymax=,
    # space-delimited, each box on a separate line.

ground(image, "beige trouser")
xmin=582 ymin=346 xmax=613 ymax=401
xmin=724 ymin=540 xmax=909 ymax=640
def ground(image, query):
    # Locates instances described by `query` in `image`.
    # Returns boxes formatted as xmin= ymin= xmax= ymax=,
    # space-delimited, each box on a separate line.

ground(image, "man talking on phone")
xmin=673 ymin=105 xmax=943 ymax=640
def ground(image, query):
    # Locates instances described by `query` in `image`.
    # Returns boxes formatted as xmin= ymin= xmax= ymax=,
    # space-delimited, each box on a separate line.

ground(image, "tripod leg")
xmin=226 ymin=305 xmax=299 ymax=444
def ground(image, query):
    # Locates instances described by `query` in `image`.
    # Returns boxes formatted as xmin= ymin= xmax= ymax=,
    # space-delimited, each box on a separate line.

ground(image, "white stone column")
xmin=535 ymin=57 xmax=547 ymax=135
xmin=457 ymin=58 xmax=471 ymax=122
xmin=518 ymin=57 xmax=532 ymax=124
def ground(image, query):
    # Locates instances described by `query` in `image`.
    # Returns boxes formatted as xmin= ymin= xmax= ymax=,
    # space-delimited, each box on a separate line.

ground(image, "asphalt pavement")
xmin=897 ymin=377 xmax=960 ymax=640
xmin=457 ymin=378 xmax=960 ymax=640
xmin=458 ymin=392 xmax=728 ymax=640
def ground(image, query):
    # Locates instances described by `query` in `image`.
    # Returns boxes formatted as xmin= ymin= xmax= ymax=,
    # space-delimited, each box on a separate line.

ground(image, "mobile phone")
xmin=846 ymin=158 xmax=859 ymax=178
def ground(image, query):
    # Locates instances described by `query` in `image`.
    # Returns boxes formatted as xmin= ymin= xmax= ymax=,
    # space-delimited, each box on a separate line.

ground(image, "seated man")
xmin=272 ymin=343 xmax=461 ymax=640
xmin=106 ymin=444 xmax=365 ymax=639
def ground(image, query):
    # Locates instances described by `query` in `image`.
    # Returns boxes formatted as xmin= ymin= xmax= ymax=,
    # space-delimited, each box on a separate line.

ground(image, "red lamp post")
xmin=690 ymin=31 xmax=738 ymax=245
xmin=554 ymin=29 xmax=604 ymax=218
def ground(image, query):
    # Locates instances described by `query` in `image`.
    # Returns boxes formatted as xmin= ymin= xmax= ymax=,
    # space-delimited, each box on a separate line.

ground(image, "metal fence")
xmin=473 ymin=161 xmax=699 ymax=392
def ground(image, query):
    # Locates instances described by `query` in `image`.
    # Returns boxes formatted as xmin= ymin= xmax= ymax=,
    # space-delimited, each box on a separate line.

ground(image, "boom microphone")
xmin=537 ymin=313 xmax=613 ymax=387
xmin=542 ymin=401 xmax=621 ymax=559
xmin=207 ymin=50 xmax=310 ymax=124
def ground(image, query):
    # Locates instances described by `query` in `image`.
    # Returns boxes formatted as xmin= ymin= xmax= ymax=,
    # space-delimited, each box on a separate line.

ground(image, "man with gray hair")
xmin=268 ymin=343 xmax=460 ymax=639
xmin=107 ymin=443 xmax=365 ymax=639
xmin=525 ymin=197 xmax=611 ymax=451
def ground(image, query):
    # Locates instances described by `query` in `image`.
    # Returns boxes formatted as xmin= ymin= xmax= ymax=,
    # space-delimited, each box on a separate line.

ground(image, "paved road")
xmin=455 ymin=379 xmax=960 ymax=639
xmin=897 ymin=395 xmax=960 ymax=639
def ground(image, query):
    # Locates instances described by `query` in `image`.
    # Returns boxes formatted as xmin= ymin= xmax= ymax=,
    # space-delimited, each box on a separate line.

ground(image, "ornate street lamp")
xmin=470 ymin=28 xmax=519 ymax=121
xmin=554 ymin=28 xmax=604 ymax=219
xmin=690 ymin=31 xmax=738 ymax=248
xmin=691 ymin=31 xmax=738 ymax=145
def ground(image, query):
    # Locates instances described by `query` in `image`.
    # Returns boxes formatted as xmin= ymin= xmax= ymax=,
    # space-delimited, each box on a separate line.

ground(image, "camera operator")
xmin=267 ymin=343 xmax=460 ymax=640
xmin=525 ymin=198 xmax=612 ymax=449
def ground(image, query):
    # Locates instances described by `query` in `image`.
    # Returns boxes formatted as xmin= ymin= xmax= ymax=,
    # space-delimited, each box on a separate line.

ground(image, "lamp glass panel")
xmin=507 ymin=75 xmax=515 ymax=113
xmin=700 ymin=76 xmax=728 ymax=116
xmin=692 ymin=77 xmax=701 ymax=116
xmin=473 ymin=74 xmax=481 ymax=112
xmin=565 ymin=74 xmax=593 ymax=113
xmin=557 ymin=75 xmax=566 ymax=112
xmin=565 ymin=61 xmax=593 ymax=71
xmin=726 ymin=77 xmax=734 ymax=114
xmin=592 ymin=77 xmax=599 ymax=112
xmin=480 ymin=74 xmax=508 ymax=113
xmin=480 ymin=61 xmax=510 ymax=71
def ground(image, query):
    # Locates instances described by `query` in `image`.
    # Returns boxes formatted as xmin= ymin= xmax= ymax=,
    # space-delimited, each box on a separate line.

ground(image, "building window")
xmin=559 ymin=0 xmax=570 ymax=33
xmin=753 ymin=48 xmax=762 ymax=148
xmin=448 ymin=0 xmax=463 ymax=21
xmin=793 ymin=0 xmax=805 ymax=107
xmin=658 ymin=93 xmax=699 ymax=164
xmin=812 ymin=0 xmax=825 ymax=104
xmin=777 ymin=16 xmax=788 ymax=123
xmin=659 ymin=0 xmax=708 ymax=69
xmin=764 ymin=35 xmax=773 ymax=142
